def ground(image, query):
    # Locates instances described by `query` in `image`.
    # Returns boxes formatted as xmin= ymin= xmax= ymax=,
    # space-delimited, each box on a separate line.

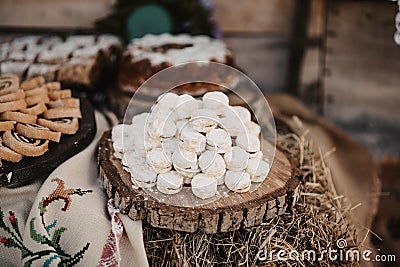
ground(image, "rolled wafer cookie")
xmin=21 ymin=76 xmax=45 ymax=90
xmin=20 ymin=102 xmax=47 ymax=115
xmin=0 ymin=90 xmax=25 ymax=103
xmin=48 ymin=89 xmax=72 ymax=100
xmin=0 ymin=121 xmax=16 ymax=132
xmin=16 ymin=123 xmax=61 ymax=142
xmin=0 ymin=138 xmax=23 ymax=162
xmin=43 ymin=107 xmax=82 ymax=119
xmin=47 ymin=98 xmax=80 ymax=108
xmin=0 ymin=75 xmax=19 ymax=96
xmin=37 ymin=118 xmax=79 ymax=135
xmin=24 ymin=86 xmax=48 ymax=97
xmin=25 ymin=94 xmax=50 ymax=107
xmin=0 ymin=111 xmax=37 ymax=124
xmin=3 ymin=130 xmax=49 ymax=157
xmin=0 ymin=99 xmax=27 ymax=113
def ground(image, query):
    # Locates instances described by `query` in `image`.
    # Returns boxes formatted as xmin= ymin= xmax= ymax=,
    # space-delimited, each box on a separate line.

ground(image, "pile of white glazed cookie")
xmin=111 ymin=91 xmax=270 ymax=199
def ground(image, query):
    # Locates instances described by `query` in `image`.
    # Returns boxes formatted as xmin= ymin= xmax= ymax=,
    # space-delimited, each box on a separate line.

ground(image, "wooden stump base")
xmin=98 ymin=130 xmax=300 ymax=233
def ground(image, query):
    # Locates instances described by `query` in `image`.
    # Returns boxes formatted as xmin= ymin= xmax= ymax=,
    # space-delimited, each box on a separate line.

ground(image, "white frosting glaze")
xmin=128 ymin=33 xmax=231 ymax=66
xmin=157 ymin=171 xmax=184 ymax=194
xmin=191 ymin=173 xmax=218 ymax=199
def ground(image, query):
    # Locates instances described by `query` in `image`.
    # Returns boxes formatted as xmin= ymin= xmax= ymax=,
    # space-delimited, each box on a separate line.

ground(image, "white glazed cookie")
xmin=246 ymin=158 xmax=270 ymax=183
xmin=172 ymin=148 xmax=198 ymax=174
xmin=191 ymin=173 xmax=218 ymax=199
xmin=224 ymin=146 xmax=249 ymax=171
xmin=224 ymin=170 xmax=251 ymax=193
xmin=157 ymin=171 xmax=184 ymax=194
xmin=206 ymin=128 xmax=231 ymax=153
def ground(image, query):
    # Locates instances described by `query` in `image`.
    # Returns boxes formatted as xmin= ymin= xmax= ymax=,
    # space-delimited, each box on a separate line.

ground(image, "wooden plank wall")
xmin=322 ymin=1 xmax=400 ymax=158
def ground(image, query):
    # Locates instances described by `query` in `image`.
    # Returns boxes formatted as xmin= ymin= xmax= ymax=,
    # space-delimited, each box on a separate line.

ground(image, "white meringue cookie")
xmin=146 ymin=148 xmax=172 ymax=173
xmin=191 ymin=173 xmax=218 ymax=199
xmin=190 ymin=108 xmax=219 ymax=133
xmin=174 ymin=94 xmax=199 ymax=119
xmin=202 ymin=91 xmax=229 ymax=115
xmin=236 ymin=133 xmax=260 ymax=153
xmin=157 ymin=171 xmax=184 ymax=194
xmin=246 ymin=158 xmax=270 ymax=183
xmin=224 ymin=170 xmax=251 ymax=193
xmin=130 ymin=163 xmax=157 ymax=188
xmin=206 ymin=128 xmax=232 ymax=153
xmin=198 ymin=151 xmax=226 ymax=177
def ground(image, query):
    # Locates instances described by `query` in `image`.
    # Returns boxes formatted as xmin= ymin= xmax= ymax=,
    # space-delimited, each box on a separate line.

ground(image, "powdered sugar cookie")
xmin=179 ymin=128 xmax=206 ymax=154
xmin=246 ymin=158 xmax=270 ymax=183
xmin=202 ymin=91 xmax=229 ymax=115
xmin=224 ymin=170 xmax=251 ymax=193
xmin=206 ymin=128 xmax=231 ymax=153
xmin=232 ymin=106 xmax=251 ymax=123
xmin=157 ymin=171 xmax=184 ymax=194
xmin=236 ymin=133 xmax=260 ymax=153
xmin=146 ymin=147 xmax=172 ymax=173
xmin=130 ymin=163 xmax=157 ymax=188
xmin=174 ymin=94 xmax=199 ymax=119
xmin=198 ymin=150 xmax=226 ymax=177
xmin=191 ymin=173 xmax=218 ymax=199
xmin=156 ymin=92 xmax=179 ymax=111
xmin=224 ymin=146 xmax=249 ymax=171
xmin=245 ymin=120 xmax=261 ymax=136
xmin=190 ymin=108 xmax=219 ymax=133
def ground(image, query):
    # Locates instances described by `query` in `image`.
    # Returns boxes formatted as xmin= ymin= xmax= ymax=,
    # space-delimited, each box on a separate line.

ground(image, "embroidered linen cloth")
xmin=0 ymin=111 xmax=149 ymax=267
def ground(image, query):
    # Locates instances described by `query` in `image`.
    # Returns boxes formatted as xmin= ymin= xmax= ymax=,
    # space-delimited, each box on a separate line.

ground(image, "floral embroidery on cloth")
xmin=0 ymin=178 xmax=92 ymax=267
xmin=97 ymin=199 xmax=124 ymax=267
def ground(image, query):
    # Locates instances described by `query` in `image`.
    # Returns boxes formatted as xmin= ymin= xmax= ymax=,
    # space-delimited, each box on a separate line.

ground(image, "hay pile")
xmin=143 ymin=130 xmax=361 ymax=266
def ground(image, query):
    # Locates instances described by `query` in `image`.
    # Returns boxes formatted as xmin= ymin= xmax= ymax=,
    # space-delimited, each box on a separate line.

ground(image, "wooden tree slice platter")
xmin=98 ymin=130 xmax=300 ymax=234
